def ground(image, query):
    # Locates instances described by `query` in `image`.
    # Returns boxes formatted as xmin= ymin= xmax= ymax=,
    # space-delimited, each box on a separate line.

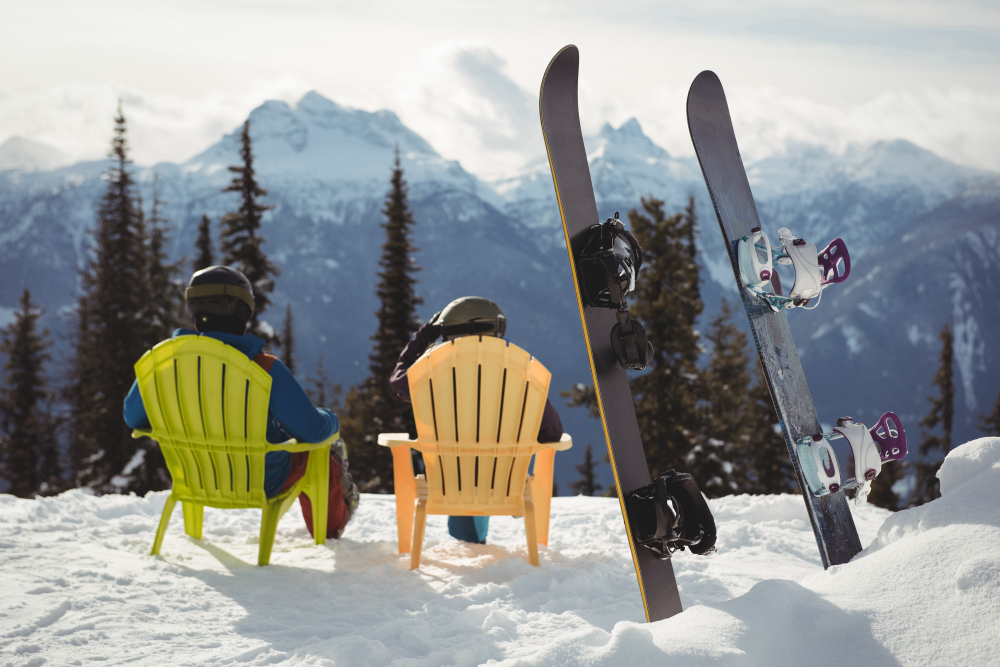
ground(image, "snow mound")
xmin=1 ymin=441 xmax=997 ymax=666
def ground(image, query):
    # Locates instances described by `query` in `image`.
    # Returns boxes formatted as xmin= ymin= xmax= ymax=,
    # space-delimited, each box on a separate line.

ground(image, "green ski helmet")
xmin=185 ymin=266 xmax=255 ymax=335
xmin=434 ymin=296 xmax=506 ymax=341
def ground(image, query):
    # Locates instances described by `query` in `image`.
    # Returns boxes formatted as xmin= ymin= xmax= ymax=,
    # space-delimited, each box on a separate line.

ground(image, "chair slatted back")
xmin=407 ymin=336 xmax=551 ymax=515
xmin=134 ymin=336 xmax=273 ymax=508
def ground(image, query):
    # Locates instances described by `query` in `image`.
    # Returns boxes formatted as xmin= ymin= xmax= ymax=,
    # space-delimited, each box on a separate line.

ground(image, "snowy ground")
xmin=1 ymin=438 xmax=998 ymax=667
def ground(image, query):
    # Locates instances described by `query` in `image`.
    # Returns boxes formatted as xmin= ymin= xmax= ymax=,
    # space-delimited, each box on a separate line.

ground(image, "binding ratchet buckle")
xmin=626 ymin=470 xmax=717 ymax=560
xmin=738 ymin=227 xmax=851 ymax=312
xmin=577 ymin=213 xmax=654 ymax=370
xmin=796 ymin=412 xmax=907 ymax=504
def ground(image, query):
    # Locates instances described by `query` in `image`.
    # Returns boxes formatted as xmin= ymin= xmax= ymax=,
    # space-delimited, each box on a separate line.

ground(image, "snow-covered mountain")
xmin=0 ymin=136 xmax=71 ymax=172
xmin=0 ymin=95 xmax=997 ymax=485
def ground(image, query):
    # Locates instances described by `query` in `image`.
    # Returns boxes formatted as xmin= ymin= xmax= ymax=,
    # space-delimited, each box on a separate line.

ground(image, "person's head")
xmin=185 ymin=266 xmax=255 ymax=335
xmin=436 ymin=296 xmax=506 ymax=341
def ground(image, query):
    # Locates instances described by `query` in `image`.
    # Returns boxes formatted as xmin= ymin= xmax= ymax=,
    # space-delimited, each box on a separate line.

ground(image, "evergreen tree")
xmin=977 ymin=391 xmax=1000 ymax=436
xmin=307 ymin=354 xmax=341 ymax=411
xmin=911 ymin=323 xmax=954 ymax=506
xmin=340 ymin=149 xmax=422 ymax=492
xmin=69 ymin=101 xmax=154 ymax=493
xmin=740 ymin=362 xmax=795 ymax=494
xmin=0 ymin=290 xmax=61 ymax=496
xmin=220 ymin=120 xmax=280 ymax=341
xmin=866 ymin=453 xmax=902 ymax=511
xmin=627 ymin=197 xmax=708 ymax=488
xmin=194 ymin=214 xmax=215 ymax=271
xmin=282 ymin=304 xmax=296 ymax=376
xmin=569 ymin=445 xmax=602 ymax=496
xmin=700 ymin=298 xmax=749 ymax=496
xmin=143 ymin=174 xmax=183 ymax=339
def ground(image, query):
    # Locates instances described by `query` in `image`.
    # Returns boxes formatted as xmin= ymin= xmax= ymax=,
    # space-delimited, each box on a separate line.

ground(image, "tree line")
xmin=1 ymin=105 xmax=996 ymax=510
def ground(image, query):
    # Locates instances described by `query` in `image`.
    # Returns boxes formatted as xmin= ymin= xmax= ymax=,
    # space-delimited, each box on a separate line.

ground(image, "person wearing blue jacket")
xmin=123 ymin=266 xmax=359 ymax=538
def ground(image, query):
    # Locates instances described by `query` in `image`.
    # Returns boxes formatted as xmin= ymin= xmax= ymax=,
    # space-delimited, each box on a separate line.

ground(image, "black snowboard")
xmin=540 ymin=45 xmax=683 ymax=621
xmin=687 ymin=71 xmax=862 ymax=567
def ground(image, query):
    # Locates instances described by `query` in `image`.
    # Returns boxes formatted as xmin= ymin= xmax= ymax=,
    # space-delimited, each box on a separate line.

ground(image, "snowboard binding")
xmin=626 ymin=470 xmax=717 ymax=560
xmin=577 ymin=214 xmax=654 ymax=370
xmin=796 ymin=412 xmax=907 ymax=504
xmin=737 ymin=227 xmax=850 ymax=312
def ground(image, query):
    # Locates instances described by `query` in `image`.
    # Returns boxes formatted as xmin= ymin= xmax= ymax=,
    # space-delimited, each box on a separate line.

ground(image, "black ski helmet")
xmin=435 ymin=296 xmax=506 ymax=340
xmin=185 ymin=266 xmax=255 ymax=335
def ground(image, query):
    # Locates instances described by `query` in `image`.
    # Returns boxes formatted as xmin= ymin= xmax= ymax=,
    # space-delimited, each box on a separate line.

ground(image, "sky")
xmin=0 ymin=0 xmax=998 ymax=178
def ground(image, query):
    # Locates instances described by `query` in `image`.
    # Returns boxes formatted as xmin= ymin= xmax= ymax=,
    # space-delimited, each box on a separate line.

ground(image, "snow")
xmin=2 ymin=438 xmax=997 ymax=666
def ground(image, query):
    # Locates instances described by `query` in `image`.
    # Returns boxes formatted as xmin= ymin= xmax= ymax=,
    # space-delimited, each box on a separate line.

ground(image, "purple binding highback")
xmin=819 ymin=238 xmax=851 ymax=285
xmin=870 ymin=411 xmax=907 ymax=462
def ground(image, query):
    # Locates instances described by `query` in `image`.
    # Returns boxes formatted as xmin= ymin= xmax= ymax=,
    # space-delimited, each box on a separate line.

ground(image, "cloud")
xmin=393 ymin=44 xmax=541 ymax=179
xmin=0 ymin=79 xmax=311 ymax=166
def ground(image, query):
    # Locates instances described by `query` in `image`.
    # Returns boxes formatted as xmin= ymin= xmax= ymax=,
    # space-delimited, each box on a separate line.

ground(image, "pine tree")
xmin=69 ymin=101 xmax=153 ymax=493
xmin=700 ymin=298 xmax=749 ymax=495
xmin=144 ymin=174 xmax=183 ymax=339
xmin=306 ymin=354 xmax=341 ymax=411
xmin=339 ymin=149 xmax=422 ymax=492
xmin=220 ymin=120 xmax=280 ymax=341
xmin=194 ymin=214 xmax=214 ymax=271
xmin=866 ymin=453 xmax=902 ymax=511
xmin=569 ymin=445 xmax=602 ymax=496
xmin=627 ymin=197 xmax=708 ymax=487
xmin=740 ymin=362 xmax=795 ymax=494
xmin=911 ymin=323 xmax=954 ymax=506
xmin=282 ymin=304 xmax=296 ymax=376
xmin=977 ymin=391 xmax=1000 ymax=436
xmin=0 ymin=290 xmax=60 ymax=496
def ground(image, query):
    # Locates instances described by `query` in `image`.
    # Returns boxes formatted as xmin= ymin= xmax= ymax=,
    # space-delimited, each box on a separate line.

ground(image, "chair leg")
xmin=391 ymin=446 xmax=416 ymax=554
xmin=151 ymin=493 xmax=178 ymax=556
xmin=530 ymin=449 xmax=556 ymax=546
xmin=306 ymin=446 xmax=331 ymax=546
xmin=410 ymin=498 xmax=428 ymax=570
xmin=258 ymin=502 xmax=281 ymax=566
xmin=523 ymin=498 xmax=539 ymax=567
xmin=182 ymin=502 xmax=203 ymax=540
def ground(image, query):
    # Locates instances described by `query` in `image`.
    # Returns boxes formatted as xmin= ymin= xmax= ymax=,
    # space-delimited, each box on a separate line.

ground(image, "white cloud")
xmin=0 ymin=79 xmax=311 ymax=166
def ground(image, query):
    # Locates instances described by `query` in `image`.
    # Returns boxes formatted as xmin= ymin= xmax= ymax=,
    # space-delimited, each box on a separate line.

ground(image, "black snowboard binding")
xmin=576 ymin=214 xmax=654 ymax=370
xmin=626 ymin=470 xmax=717 ymax=560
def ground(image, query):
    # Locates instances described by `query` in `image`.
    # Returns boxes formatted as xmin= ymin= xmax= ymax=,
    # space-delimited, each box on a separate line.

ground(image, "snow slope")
xmin=2 ymin=438 xmax=996 ymax=667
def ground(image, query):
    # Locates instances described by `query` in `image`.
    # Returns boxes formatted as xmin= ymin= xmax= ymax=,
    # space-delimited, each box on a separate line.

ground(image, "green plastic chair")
xmin=131 ymin=335 xmax=337 ymax=566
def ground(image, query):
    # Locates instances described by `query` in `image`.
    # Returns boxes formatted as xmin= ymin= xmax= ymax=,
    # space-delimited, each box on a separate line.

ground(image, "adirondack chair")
xmin=378 ymin=335 xmax=572 ymax=568
xmin=130 ymin=335 xmax=337 ymax=566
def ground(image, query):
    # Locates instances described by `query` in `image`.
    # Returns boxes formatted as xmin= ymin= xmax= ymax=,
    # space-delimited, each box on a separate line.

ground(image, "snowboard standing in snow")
xmin=686 ymin=71 xmax=864 ymax=567
xmin=540 ymin=45 xmax=716 ymax=622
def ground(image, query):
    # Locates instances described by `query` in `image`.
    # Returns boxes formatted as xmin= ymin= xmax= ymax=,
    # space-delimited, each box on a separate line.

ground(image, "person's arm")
xmin=123 ymin=379 xmax=151 ymax=430
xmin=537 ymin=398 xmax=564 ymax=443
xmin=267 ymin=359 xmax=340 ymax=443
xmin=389 ymin=320 xmax=440 ymax=404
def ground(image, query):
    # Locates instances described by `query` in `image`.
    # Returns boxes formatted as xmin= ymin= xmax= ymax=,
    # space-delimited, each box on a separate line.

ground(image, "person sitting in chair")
xmin=123 ymin=265 xmax=359 ymax=538
xmin=389 ymin=296 xmax=563 ymax=545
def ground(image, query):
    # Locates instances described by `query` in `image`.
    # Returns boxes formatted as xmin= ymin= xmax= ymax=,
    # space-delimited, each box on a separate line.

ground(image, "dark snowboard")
xmin=540 ymin=45 xmax=683 ymax=621
xmin=687 ymin=71 xmax=862 ymax=567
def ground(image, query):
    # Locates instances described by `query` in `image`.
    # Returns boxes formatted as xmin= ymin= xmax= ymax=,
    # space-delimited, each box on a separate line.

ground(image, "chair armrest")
xmin=545 ymin=433 xmax=573 ymax=451
xmin=268 ymin=430 xmax=341 ymax=453
xmin=131 ymin=429 xmax=153 ymax=440
xmin=377 ymin=432 xmax=415 ymax=448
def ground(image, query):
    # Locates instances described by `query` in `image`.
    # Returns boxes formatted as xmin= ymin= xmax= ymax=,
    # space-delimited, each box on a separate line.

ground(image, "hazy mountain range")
xmin=1 ymin=90 xmax=996 ymax=490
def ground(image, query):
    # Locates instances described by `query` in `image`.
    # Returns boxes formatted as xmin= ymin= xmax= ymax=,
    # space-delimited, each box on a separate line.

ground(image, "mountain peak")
xmin=0 ymin=136 xmax=72 ymax=172
xmin=593 ymin=118 xmax=669 ymax=161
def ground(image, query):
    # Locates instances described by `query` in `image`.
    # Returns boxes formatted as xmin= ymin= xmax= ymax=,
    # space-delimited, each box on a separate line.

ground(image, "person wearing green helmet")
xmin=123 ymin=266 xmax=359 ymax=539
xmin=389 ymin=296 xmax=564 ymax=545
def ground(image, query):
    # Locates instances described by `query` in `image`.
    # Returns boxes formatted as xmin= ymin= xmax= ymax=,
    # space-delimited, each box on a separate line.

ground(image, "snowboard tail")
xmin=686 ymin=71 xmax=862 ymax=567
xmin=540 ymin=45 xmax=684 ymax=621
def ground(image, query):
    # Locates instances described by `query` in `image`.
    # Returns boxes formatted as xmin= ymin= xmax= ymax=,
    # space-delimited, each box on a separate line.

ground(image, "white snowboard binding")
xmin=737 ymin=227 xmax=850 ymax=312
xmin=796 ymin=412 xmax=907 ymax=504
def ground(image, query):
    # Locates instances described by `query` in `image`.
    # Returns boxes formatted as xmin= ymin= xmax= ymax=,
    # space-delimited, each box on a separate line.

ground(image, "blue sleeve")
xmin=267 ymin=359 xmax=340 ymax=443
xmin=123 ymin=379 xmax=151 ymax=430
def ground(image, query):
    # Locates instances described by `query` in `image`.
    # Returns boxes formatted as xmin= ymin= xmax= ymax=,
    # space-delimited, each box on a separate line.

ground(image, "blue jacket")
xmin=123 ymin=329 xmax=339 ymax=496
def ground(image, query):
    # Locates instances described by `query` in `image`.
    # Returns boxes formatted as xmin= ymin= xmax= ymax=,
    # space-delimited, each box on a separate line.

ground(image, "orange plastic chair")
xmin=131 ymin=336 xmax=337 ymax=566
xmin=378 ymin=335 xmax=572 ymax=568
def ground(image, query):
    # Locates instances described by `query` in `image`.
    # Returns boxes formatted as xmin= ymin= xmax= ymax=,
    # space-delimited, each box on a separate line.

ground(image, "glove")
xmin=415 ymin=316 xmax=441 ymax=346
